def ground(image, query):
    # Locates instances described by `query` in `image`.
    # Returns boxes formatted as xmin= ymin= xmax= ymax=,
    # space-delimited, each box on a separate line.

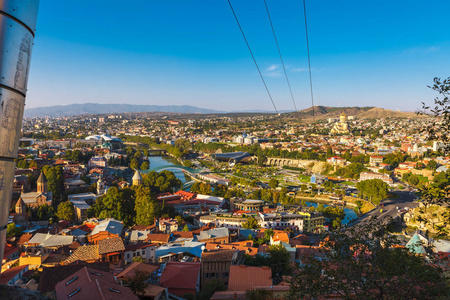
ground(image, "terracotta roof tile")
xmin=0 ymin=265 xmax=29 ymax=284
xmin=116 ymin=262 xmax=159 ymax=279
xmin=39 ymin=262 xmax=110 ymax=293
xmin=228 ymin=265 xmax=272 ymax=291
xmin=55 ymin=266 xmax=138 ymax=300
xmin=146 ymin=233 xmax=170 ymax=244
xmin=159 ymin=262 xmax=200 ymax=291
xmin=64 ymin=245 xmax=99 ymax=264
xmin=98 ymin=237 xmax=125 ymax=255
xmin=202 ymin=249 xmax=237 ymax=262
xmin=172 ymin=231 xmax=194 ymax=239
xmin=124 ymin=242 xmax=156 ymax=252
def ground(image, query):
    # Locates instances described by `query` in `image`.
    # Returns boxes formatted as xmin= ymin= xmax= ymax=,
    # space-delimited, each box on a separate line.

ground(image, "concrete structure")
xmin=258 ymin=212 xmax=304 ymax=231
xmin=360 ymin=171 xmax=393 ymax=185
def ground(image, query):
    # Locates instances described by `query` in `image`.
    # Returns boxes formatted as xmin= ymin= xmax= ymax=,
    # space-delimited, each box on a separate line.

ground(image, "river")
xmin=306 ymin=201 xmax=357 ymax=225
xmin=145 ymin=156 xmax=187 ymax=183
xmin=145 ymin=156 xmax=356 ymax=223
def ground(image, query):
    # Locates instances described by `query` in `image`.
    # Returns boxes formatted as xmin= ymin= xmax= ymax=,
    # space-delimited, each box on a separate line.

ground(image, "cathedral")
xmin=330 ymin=112 xmax=350 ymax=134
xmin=17 ymin=171 xmax=52 ymax=209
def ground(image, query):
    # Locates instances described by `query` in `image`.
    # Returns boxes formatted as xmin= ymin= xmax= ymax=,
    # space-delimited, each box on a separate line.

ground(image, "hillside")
xmin=284 ymin=106 xmax=420 ymax=122
xmin=24 ymin=103 xmax=226 ymax=118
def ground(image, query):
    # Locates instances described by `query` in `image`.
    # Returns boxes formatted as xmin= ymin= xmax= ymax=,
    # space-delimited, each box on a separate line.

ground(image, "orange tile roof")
xmin=159 ymin=262 xmax=201 ymax=292
xmin=228 ymin=265 xmax=272 ymax=291
xmin=146 ymin=233 xmax=170 ymax=244
xmin=205 ymin=242 xmax=258 ymax=256
xmin=116 ymin=262 xmax=159 ymax=279
xmin=55 ymin=266 xmax=138 ymax=300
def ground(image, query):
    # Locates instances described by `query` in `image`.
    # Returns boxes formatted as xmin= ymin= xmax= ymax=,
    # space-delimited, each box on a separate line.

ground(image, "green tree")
xmin=426 ymin=159 xmax=438 ymax=170
xmin=7 ymin=223 xmax=22 ymax=237
xmin=356 ymin=179 xmax=389 ymax=205
xmin=130 ymin=158 xmax=140 ymax=170
xmin=134 ymin=186 xmax=158 ymax=226
xmin=269 ymin=178 xmax=279 ymax=189
xmin=175 ymin=215 xmax=184 ymax=227
xmin=17 ymin=160 xmax=28 ymax=169
xmin=182 ymin=224 xmax=190 ymax=232
xmin=184 ymin=160 xmax=192 ymax=168
xmin=242 ymin=216 xmax=260 ymax=229
xmin=132 ymin=256 xmax=145 ymax=263
xmin=195 ymin=279 xmax=226 ymax=300
xmin=28 ymin=160 xmax=38 ymax=168
xmin=56 ymin=201 xmax=75 ymax=221
xmin=289 ymin=218 xmax=450 ymax=299
xmin=128 ymin=270 xmax=149 ymax=296
xmin=140 ymin=161 xmax=150 ymax=170
xmin=44 ymin=166 xmax=66 ymax=206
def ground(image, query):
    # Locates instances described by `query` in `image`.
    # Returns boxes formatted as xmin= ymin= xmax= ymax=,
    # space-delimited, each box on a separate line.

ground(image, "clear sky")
xmin=26 ymin=0 xmax=450 ymax=112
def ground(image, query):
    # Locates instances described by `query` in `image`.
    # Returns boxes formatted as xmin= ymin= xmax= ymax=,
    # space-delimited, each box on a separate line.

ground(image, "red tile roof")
xmin=0 ymin=264 xmax=29 ymax=284
xmin=124 ymin=242 xmax=156 ymax=252
xmin=38 ymin=262 xmax=110 ymax=293
xmin=146 ymin=233 xmax=170 ymax=244
xmin=228 ymin=265 xmax=272 ymax=291
xmin=3 ymin=243 xmax=19 ymax=259
xmin=116 ymin=262 xmax=159 ymax=279
xmin=55 ymin=266 xmax=138 ymax=300
xmin=159 ymin=262 xmax=200 ymax=292
xmin=98 ymin=237 xmax=125 ymax=255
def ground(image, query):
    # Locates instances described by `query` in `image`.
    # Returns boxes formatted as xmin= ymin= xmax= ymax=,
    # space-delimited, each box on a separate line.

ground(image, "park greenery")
xmin=87 ymin=170 xmax=181 ymax=227
xmin=356 ymin=179 xmax=390 ymax=205
xmin=56 ymin=201 xmax=75 ymax=221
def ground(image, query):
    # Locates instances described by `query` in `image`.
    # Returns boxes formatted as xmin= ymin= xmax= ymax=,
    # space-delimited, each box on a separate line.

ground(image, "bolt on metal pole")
xmin=0 ymin=0 xmax=39 ymax=273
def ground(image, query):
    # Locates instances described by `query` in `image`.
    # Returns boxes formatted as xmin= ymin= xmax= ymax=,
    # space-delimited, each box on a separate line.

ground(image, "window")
xmin=66 ymin=276 xmax=78 ymax=286
xmin=68 ymin=288 xmax=81 ymax=298
xmin=223 ymin=272 xmax=229 ymax=277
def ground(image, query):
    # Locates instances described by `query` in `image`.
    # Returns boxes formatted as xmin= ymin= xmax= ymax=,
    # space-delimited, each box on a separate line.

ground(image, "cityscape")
xmin=1 ymin=1 xmax=450 ymax=300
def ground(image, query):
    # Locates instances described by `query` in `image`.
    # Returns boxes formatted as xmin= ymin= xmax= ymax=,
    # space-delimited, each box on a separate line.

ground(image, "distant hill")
xmin=24 ymin=103 xmax=227 ymax=117
xmin=285 ymin=106 xmax=420 ymax=121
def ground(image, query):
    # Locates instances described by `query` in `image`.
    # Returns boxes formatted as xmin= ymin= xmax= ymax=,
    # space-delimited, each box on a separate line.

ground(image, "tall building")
xmin=97 ymin=177 xmax=106 ymax=195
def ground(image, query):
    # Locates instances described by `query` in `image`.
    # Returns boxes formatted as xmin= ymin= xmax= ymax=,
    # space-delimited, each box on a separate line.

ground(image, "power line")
xmin=302 ymin=0 xmax=315 ymax=120
xmin=227 ymin=0 xmax=279 ymax=114
xmin=263 ymin=0 xmax=297 ymax=112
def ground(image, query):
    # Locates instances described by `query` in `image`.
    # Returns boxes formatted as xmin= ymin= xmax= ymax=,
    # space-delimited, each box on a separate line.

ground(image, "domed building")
xmin=132 ymin=170 xmax=143 ymax=186
xmin=330 ymin=112 xmax=350 ymax=134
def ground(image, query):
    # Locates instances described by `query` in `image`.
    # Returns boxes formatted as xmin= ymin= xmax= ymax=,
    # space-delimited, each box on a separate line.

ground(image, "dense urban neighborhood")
xmin=1 ymin=108 xmax=449 ymax=299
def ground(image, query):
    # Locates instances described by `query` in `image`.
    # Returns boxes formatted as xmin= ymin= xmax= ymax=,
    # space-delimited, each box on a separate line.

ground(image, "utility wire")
xmin=302 ymin=0 xmax=315 ymax=120
xmin=263 ymin=0 xmax=297 ymax=112
xmin=227 ymin=0 xmax=279 ymax=114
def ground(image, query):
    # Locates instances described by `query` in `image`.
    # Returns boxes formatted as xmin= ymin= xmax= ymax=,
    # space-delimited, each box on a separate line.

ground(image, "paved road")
xmin=350 ymin=190 xmax=420 ymax=226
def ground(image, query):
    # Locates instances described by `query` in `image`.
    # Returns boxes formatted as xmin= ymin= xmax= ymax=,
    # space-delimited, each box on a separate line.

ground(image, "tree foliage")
xmin=356 ymin=179 xmax=389 ymax=205
xmin=289 ymin=218 xmax=450 ymax=299
xmin=56 ymin=201 xmax=75 ymax=221
xmin=43 ymin=166 xmax=66 ymax=206
xmin=134 ymin=186 xmax=159 ymax=226
xmin=242 ymin=216 xmax=259 ymax=229
xmin=87 ymin=187 xmax=135 ymax=226
xmin=245 ymin=243 xmax=292 ymax=284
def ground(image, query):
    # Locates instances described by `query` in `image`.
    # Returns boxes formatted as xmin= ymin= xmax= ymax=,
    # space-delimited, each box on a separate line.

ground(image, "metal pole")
xmin=0 ymin=0 xmax=39 ymax=272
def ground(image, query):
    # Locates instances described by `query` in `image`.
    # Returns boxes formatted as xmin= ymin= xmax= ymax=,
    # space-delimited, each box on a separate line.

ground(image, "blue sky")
xmin=26 ymin=0 xmax=450 ymax=112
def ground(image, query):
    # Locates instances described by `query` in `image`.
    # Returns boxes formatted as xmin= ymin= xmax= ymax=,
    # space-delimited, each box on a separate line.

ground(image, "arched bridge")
xmin=143 ymin=165 xmax=203 ymax=174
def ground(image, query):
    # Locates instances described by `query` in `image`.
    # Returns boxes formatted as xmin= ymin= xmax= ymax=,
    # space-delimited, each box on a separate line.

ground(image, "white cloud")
xmin=266 ymin=64 xmax=278 ymax=71
xmin=290 ymin=67 xmax=308 ymax=73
